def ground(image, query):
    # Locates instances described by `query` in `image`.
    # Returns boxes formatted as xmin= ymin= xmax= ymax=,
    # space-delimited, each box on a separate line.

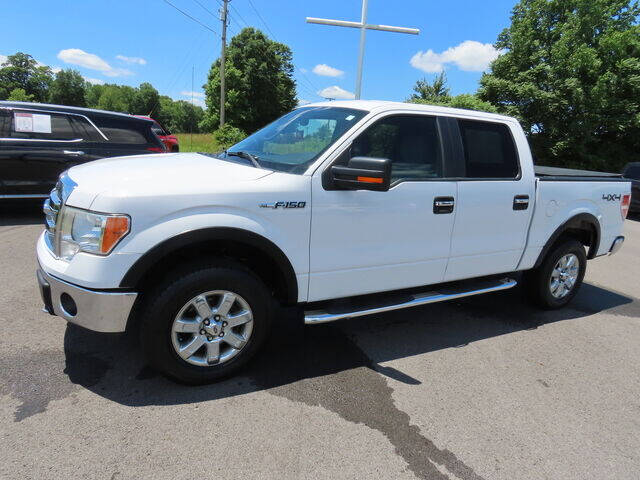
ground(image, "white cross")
xmin=306 ymin=0 xmax=420 ymax=99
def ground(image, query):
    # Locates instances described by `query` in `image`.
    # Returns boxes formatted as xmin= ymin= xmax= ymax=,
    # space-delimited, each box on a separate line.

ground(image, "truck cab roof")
xmin=300 ymin=99 xmax=518 ymax=124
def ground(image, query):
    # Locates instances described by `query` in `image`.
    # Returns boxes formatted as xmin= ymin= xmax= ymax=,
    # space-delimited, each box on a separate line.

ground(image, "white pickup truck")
xmin=36 ymin=100 xmax=631 ymax=383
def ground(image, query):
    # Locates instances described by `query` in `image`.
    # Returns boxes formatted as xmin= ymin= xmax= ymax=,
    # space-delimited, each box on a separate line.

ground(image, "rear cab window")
xmin=457 ymin=119 xmax=519 ymax=179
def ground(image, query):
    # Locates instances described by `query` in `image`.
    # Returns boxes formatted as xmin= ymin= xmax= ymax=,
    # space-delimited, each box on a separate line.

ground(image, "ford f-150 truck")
xmin=36 ymin=101 xmax=632 ymax=384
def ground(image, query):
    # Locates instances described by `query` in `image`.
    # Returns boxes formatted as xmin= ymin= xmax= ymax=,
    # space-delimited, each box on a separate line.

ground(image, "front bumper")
xmin=37 ymin=267 xmax=137 ymax=333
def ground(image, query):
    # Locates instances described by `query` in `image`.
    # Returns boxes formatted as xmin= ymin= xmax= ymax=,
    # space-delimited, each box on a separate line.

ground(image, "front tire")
xmin=140 ymin=261 xmax=272 ymax=384
xmin=524 ymin=238 xmax=586 ymax=309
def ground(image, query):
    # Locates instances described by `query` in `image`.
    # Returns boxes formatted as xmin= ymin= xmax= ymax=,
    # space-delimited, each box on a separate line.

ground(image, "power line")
xmin=162 ymin=0 xmax=219 ymax=35
xmin=191 ymin=0 xmax=217 ymax=19
xmin=241 ymin=0 xmax=321 ymax=97
xmin=245 ymin=0 xmax=276 ymax=38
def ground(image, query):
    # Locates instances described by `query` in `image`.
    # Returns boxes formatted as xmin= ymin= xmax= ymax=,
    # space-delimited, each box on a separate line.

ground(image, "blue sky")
xmin=0 ymin=0 xmax=516 ymax=106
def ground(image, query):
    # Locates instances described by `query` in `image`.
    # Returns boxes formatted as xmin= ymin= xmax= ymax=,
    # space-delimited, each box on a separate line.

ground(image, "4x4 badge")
xmin=260 ymin=201 xmax=306 ymax=209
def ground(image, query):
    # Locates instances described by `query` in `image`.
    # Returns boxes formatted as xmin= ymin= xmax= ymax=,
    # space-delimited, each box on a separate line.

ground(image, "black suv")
xmin=0 ymin=101 xmax=166 ymax=199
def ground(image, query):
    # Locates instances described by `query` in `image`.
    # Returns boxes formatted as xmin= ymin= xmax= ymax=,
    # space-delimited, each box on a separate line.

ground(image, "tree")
xmin=202 ymin=27 xmax=297 ymax=134
xmin=0 ymin=52 xmax=53 ymax=102
xmin=407 ymin=73 xmax=497 ymax=112
xmin=132 ymin=82 xmax=159 ymax=116
xmin=409 ymin=72 xmax=451 ymax=103
xmin=7 ymin=88 xmax=34 ymax=102
xmin=479 ymin=0 xmax=640 ymax=172
xmin=49 ymin=69 xmax=87 ymax=106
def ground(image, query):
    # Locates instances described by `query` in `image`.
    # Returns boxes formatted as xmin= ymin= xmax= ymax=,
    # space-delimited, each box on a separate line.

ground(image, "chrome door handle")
xmin=433 ymin=196 xmax=455 ymax=214
xmin=63 ymin=150 xmax=85 ymax=156
xmin=513 ymin=195 xmax=529 ymax=210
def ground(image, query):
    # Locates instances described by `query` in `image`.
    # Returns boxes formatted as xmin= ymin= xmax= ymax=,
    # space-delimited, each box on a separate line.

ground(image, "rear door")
xmin=444 ymin=117 xmax=535 ymax=281
xmin=0 ymin=108 xmax=91 ymax=197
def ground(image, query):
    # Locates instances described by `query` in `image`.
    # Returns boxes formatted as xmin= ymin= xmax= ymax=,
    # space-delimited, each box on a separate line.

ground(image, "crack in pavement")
xmin=252 ymin=324 xmax=486 ymax=480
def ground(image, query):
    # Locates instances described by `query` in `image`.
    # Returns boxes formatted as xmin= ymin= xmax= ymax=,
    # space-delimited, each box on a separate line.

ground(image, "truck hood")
xmin=65 ymin=152 xmax=273 ymax=208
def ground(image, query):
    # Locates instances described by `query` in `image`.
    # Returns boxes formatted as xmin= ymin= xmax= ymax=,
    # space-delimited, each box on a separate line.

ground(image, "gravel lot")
xmin=1 ymin=203 xmax=639 ymax=480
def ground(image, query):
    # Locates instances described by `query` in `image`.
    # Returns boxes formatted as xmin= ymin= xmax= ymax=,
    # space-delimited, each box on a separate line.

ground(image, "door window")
xmin=458 ymin=120 xmax=519 ymax=179
xmin=347 ymin=115 xmax=443 ymax=182
xmin=9 ymin=111 xmax=78 ymax=141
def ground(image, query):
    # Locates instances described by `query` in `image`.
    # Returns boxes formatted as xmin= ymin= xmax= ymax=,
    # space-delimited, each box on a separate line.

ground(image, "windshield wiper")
xmin=225 ymin=150 xmax=262 ymax=169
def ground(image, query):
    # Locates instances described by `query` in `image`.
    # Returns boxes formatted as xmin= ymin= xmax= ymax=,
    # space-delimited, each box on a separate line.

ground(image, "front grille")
xmin=43 ymin=174 xmax=76 ymax=256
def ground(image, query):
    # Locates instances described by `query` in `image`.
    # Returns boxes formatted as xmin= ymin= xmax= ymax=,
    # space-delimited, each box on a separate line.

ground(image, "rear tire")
xmin=140 ymin=260 xmax=273 ymax=384
xmin=524 ymin=238 xmax=586 ymax=309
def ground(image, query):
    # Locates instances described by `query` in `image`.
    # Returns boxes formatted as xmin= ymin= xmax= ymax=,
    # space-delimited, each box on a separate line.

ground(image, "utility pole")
xmin=306 ymin=0 xmax=419 ymax=99
xmin=219 ymin=0 xmax=229 ymax=127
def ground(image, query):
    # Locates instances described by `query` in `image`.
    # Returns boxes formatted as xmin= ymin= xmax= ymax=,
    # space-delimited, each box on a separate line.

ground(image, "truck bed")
xmin=535 ymin=165 xmax=625 ymax=182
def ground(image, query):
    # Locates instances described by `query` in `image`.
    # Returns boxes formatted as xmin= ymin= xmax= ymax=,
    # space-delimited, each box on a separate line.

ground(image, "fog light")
xmin=60 ymin=293 xmax=77 ymax=317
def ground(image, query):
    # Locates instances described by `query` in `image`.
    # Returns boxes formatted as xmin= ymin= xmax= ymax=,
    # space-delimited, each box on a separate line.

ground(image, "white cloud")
xmin=312 ymin=64 xmax=344 ymax=77
xmin=180 ymin=90 xmax=205 ymax=99
xmin=317 ymin=85 xmax=355 ymax=100
xmin=297 ymin=98 xmax=311 ymax=106
xmin=57 ymin=48 xmax=133 ymax=77
xmin=299 ymin=67 xmax=308 ymax=74
xmin=116 ymin=54 xmax=147 ymax=66
xmin=0 ymin=54 xmax=8 ymax=65
xmin=410 ymin=40 xmax=502 ymax=73
xmin=187 ymin=97 xmax=206 ymax=108
xmin=84 ymin=77 xmax=105 ymax=85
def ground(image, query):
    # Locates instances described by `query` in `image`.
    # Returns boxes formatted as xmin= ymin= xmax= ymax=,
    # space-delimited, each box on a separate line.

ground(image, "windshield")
xmin=223 ymin=107 xmax=368 ymax=173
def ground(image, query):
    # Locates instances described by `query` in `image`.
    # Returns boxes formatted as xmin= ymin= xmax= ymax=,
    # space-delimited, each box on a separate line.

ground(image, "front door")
xmin=308 ymin=113 xmax=457 ymax=302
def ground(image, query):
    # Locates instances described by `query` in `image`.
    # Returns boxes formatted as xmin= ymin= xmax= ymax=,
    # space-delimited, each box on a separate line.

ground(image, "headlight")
xmin=58 ymin=206 xmax=130 ymax=261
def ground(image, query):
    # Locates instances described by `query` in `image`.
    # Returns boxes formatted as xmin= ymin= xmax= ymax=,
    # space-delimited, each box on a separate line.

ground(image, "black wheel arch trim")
xmin=533 ymin=212 xmax=601 ymax=268
xmin=119 ymin=227 xmax=298 ymax=304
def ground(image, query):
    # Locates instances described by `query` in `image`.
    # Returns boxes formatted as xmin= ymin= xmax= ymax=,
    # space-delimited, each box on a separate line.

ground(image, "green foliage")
xmin=7 ymin=88 xmax=34 ymax=102
xmin=409 ymin=72 xmax=451 ymax=103
xmin=156 ymin=97 xmax=205 ymax=133
xmin=132 ymin=82 xmax=159 ymax=116
xmin=49 ymin=69 xmax=87 ymax=106
xmin=174 ymin=133 xmax=223 ymax=153
xmin=202 ymin=27 xmax=297 ymax=134
xmin=407 ymin=73 xmax=497 ymax=113
xmin=0 ymin=52 xmax=53 ymax=102
xmin=479 ymin=0 xmax=640 ymax=171
xmin=213 ymin=123 xmax=246 ymax=149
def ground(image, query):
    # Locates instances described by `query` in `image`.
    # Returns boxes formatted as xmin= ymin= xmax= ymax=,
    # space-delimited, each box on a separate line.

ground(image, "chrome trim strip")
xmin=0 ymin=194 xmax=49 ymax=199
xmin=304 ymin=278 xmax=518 ymax=324
xmin=0 ymin=137 xmax=83 ymax=143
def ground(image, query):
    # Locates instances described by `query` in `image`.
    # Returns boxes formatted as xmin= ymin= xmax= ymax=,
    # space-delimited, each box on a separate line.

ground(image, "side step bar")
xmin=304 ymin=277 xmax=517 ymax=325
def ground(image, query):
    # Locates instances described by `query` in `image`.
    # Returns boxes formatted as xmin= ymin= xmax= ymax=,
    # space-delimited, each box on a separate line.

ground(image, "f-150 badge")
xmin=259 ymin=201 xmax=306 ymax=209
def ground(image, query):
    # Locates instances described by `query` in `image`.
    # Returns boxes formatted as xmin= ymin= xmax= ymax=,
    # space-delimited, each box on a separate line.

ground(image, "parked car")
xmin=0 ymin=101 xmax=166 ymax=199
xmin=135 ymin=115 xmax=179 ymax=152
xmin=622 ymin=162 xmax=640 ymax=214
xmin=36 ymin=100 xmax=631 ymax=384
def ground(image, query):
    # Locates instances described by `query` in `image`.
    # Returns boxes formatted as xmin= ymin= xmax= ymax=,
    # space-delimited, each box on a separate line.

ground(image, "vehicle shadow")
xmin=0 ymin=201 xmax=43 ymax=226
xmin=62 ymin=281 xmax=638 ymax=406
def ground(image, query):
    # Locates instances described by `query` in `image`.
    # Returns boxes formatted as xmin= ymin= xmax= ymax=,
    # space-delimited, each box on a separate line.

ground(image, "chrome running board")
xmin=304 ymin=277 xmax=517 ymax=325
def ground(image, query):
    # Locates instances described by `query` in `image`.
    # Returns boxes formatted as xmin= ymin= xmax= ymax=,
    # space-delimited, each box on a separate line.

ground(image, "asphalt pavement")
xmin=1 ymin=202 xmax=639 ymax=480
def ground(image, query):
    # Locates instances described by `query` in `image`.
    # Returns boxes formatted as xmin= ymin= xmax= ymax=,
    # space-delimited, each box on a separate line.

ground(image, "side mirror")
xmin=330 ymin=157 xmax=392 ymax=192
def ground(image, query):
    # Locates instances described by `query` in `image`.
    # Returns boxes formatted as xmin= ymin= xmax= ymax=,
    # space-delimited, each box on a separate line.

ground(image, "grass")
xmin=175 ymin=133 xmax=222 ymax=153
